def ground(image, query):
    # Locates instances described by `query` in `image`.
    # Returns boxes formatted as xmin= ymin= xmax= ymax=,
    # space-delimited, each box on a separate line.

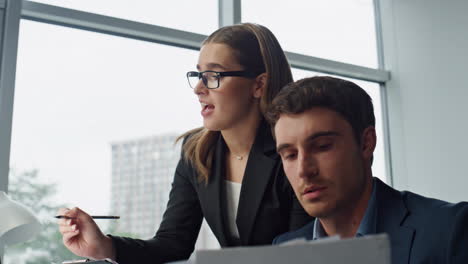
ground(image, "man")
xmin=265 ymin=76 xmax=468 ymax=264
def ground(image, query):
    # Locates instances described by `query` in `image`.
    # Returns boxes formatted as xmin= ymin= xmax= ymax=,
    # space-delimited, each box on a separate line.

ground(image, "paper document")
xmin=166 ymin=233 xmax=390 ymax=264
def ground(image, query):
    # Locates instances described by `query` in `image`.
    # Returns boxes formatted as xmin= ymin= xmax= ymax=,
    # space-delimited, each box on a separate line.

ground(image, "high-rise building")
xmin=110 ymin=133 xmax=180 ymax=238
xmin=109 ymin=133 xmax=219 ymax=249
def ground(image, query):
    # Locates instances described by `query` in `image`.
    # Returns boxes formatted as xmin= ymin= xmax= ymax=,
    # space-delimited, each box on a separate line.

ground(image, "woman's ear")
xmin=252 ymin=73 xmax=268 ymax=99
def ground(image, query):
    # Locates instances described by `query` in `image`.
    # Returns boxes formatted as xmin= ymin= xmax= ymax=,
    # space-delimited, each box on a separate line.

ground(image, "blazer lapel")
xmin=236 ymin=121 xmax=278 ymax=244
xmin=201 ymin=134 xmax=229 ymax=246
xmin=375 ymin=178 xmax=415 ymax=264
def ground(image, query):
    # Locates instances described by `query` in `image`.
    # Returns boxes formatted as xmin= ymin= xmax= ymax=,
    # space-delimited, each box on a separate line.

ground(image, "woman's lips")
xmin=201 ymin=104 xmax=214 ymax=117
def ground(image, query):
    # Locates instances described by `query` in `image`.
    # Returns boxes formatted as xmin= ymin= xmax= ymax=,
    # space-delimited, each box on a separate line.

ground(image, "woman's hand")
xmin=57 ymin=207 xmax=116 ymax=260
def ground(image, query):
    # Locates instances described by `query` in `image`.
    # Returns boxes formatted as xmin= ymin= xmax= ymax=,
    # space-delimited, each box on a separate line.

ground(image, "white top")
xmin=225 ymin=180 xmax=242 ymax=239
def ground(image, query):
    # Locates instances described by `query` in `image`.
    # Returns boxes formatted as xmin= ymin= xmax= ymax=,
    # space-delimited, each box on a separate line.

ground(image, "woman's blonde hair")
xmin=178 ymin=23 xmax=293 ymax=182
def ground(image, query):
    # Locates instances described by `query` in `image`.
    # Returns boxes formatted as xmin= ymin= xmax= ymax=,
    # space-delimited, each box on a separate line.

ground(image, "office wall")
xmin=379 ymin=0 xmax=468 ymax=202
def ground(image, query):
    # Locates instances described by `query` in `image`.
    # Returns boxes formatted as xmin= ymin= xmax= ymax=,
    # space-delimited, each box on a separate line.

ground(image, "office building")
xmin=109 ymin=133 xmax=219 ymax=248
xmin=110 ymin=133 xmax=180 ymax=238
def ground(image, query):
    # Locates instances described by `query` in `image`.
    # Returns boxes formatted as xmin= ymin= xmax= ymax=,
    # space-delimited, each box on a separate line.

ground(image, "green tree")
xmin=5 ymin=169 xmax=140 ymax=264
xmin=6 ymin=169 xmax=79 ymax=264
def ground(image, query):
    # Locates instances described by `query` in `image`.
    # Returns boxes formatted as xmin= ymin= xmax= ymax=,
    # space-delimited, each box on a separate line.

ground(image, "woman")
xmin=58 ymin=23 xmax=311 ymax=264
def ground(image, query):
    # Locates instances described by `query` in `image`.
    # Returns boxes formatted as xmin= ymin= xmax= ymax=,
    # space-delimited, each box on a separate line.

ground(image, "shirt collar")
xmin=312 ymin=178 xmax=377 ymax=240
xmin=356 ymin=178 xmax=377 ymax=236
xmin=312 ymin=216 xmax=327 ymax=240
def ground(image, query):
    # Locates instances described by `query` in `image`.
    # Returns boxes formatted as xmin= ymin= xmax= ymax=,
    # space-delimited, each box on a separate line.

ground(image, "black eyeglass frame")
xmin=186 ymin=70 xmax=260 ymax=89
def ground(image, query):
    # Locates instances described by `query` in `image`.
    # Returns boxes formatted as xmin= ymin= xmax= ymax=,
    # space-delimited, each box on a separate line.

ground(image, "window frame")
xmin=0 ymin=0 xmax=392 ymax=216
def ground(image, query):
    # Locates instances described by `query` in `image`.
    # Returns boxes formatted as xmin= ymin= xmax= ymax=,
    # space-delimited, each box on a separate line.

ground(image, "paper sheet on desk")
xmin=166 ymin=233 xmax=390 ymax=264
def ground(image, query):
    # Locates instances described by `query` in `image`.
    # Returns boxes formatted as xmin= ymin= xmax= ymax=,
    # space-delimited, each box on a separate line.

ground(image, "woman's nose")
xmin=193 ymin=79 xmax=208 ymax=95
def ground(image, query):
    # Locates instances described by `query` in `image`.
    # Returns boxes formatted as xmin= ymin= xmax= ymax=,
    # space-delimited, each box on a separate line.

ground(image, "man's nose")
xmin=297 ymin=153 xmax=318 ymax=179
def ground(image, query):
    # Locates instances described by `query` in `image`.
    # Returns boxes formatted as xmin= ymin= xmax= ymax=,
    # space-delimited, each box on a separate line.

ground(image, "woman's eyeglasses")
xmin=186 ymin=70 xmax=259 ymax=89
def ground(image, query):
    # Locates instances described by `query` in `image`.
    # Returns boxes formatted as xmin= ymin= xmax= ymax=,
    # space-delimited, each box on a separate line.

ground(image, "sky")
xmin=9 ymin=0 xmax=382 ymax=224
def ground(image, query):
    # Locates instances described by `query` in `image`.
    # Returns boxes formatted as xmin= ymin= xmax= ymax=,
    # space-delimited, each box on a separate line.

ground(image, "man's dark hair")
xmin=266 ymin=76 xmax=375 ymax=144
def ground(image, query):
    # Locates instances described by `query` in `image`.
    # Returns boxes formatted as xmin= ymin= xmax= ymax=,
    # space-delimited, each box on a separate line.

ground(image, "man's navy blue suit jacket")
xmin=273 ymin=178 xmax=468 ymax=264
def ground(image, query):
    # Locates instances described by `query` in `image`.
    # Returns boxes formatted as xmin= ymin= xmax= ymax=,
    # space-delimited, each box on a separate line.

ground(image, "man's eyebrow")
xmin=276 ymin=131 xmax=340 ymax=153
xmin=305 ymin=131 xmax=340 ymax=143
xmin=276 ymin=143 xmax=292 ymax=154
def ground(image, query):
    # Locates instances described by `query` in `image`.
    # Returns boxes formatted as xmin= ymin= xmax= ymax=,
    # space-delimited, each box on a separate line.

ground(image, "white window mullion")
xmin=218 ymin=0 xmax=241 ymax=27
xmin=0 ymin=0 xmax=22 ymax=193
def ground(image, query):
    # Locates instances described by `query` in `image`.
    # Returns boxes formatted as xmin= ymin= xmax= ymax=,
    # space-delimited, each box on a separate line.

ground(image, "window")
xmin=7 ymin=20 xmax=207 ymax=263
xmin=2 ymin=1 xmax=389 ymax=262
xmin=32 ymin=0 xmax=218 ymax=35
xmin=243 ymin=0 xmax=378 ymax=68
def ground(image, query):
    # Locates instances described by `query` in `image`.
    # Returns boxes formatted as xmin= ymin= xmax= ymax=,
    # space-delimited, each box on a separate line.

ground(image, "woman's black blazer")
xmin=110 ymin=121 xmax=312 ymax=264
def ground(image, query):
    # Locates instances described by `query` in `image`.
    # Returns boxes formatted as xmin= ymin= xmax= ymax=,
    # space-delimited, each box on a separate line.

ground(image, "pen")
xmin=55 ymin=215 xmax=120 ymax=219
